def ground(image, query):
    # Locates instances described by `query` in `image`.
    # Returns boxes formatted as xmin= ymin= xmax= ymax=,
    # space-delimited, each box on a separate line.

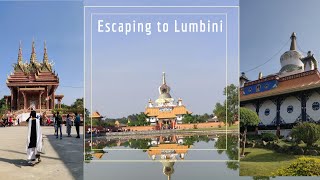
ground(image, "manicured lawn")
xmin=198 ymin=124 xmax=239 ymax=130
xmin=240 ymin=148 xmax=320 ymax=176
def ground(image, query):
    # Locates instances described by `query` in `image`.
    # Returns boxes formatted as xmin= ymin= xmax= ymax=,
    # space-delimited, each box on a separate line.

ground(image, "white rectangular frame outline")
xmin=83 ymin=6 xmax=239 ymax=163
xmin=90 ymin=13 xmax=227 ymax=151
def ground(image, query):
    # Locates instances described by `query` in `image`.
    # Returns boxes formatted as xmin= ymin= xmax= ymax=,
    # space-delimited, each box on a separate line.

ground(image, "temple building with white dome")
xmin=240 ymin=33 xmax=320 ymax=129
xmin=145 ymin=72 xmax=191 ymax=129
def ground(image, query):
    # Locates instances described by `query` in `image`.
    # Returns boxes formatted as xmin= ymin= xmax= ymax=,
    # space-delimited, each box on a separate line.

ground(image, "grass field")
xmin=240 ymin=148 xmax=320 ymax=176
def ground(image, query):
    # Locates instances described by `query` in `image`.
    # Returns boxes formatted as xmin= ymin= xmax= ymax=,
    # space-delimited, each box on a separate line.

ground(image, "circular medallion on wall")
xmin=265 ymin=108 xmax=270 ymax=116
xmin=287 ymin=105 xmax=293 ymax=113
xmin=312 ymin=102 xmax=320 ymax=111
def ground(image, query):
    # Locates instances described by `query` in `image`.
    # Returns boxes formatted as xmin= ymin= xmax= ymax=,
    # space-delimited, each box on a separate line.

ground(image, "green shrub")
xmin=275 ymin=157 xmax=320 ymax=176
xmin=247 ymin=134 xmax=262 ymax=141
xmin=261 ymin=133 xmax=278 ymax=142
xmin=277 ymin=144 xmax=289 ymax=154
xmin=305 ymin=149 xmax=319 ymax=156
xmin=291 ymin=145 xmax=304 ymax=155
xmin=291 ymin=122 xmax=320 ymax=147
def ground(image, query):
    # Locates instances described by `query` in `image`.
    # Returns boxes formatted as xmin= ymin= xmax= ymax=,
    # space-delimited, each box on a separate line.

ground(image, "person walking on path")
xmin=53 ymin=113 xmax=56 ymax=135
xmin=55 ymin=112 xmax=63 ymax=139
xmin=26 ymin=108 xmax=43 ymax=166
xmin=74 ymin=113 xmax=80 ymax=138
xmin=66 ymin=114 xmax=72 ymax=137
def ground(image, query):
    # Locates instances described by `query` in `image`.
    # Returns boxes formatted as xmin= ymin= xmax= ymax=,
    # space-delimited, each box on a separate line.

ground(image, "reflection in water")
xmin=148 ymin=135 xmax=189 ymax=160
xmin=148 ymin=135 xmax=190 ymax=180
xmin=85 ymin=134 xmax=239 ymax=179
xmin=214 ymin=135 xmax=239 ymax=170
xmin=161 ymin=160 xmax=175 ymax=180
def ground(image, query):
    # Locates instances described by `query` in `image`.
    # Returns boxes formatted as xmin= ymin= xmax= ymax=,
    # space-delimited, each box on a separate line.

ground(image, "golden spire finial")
xmin=30 ymin=38 xmax=37 ymax=63
xmin=18 ymin=41 xmax=23 ymax=63
xmin=32 ymin=38 xmax=35 ymax=53
xmin=44 ymin=40 xmax=47 ymax=52
xmin=43 ymin=40 xmax=49 ymax=63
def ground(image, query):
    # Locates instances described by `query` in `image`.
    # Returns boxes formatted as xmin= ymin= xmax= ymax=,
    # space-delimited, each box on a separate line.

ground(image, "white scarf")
xmin=26 ymin=117 xmax=43 ymax=152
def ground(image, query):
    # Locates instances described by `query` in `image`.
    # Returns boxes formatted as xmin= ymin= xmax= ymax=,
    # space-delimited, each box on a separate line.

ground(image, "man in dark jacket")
xmin=56 ymin=111 xmax=63 ymax=139
xmin=74 ymin=113 xmax=81 ymax=138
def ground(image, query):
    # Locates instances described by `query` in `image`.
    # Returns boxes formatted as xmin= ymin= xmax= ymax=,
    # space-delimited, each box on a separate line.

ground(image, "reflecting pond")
xmin=84 ymin=133 xmax=241 ymax=179
xmin=83 ymin=133 xmax=319 ymax=180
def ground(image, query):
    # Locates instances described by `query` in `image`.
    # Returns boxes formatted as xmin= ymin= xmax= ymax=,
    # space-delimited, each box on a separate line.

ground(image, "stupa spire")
xmin=290 ymin=32 xmax=297 ymax=50
xmin=162 ymin=72 xmax=166 ymax=84
xmin=43 ymin=40 xmax=48 ymax=63
xmin=17 ymin=41 xmax=22 ymax=63
xmin=30 ymin=38 xmax=37 ymax=63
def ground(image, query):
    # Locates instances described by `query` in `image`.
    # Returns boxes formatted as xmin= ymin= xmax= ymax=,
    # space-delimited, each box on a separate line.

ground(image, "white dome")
xmin=279 ymin=33 xmax=304 ymax=75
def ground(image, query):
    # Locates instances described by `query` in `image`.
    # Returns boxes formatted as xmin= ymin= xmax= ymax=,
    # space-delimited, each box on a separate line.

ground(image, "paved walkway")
xmin=0 ymin=126 xmax=83 ymax=180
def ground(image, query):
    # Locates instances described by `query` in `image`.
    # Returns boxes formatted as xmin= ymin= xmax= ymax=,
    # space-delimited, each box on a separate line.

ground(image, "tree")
xmin=70 ymin=98 xmax=83 ymax=109
xmin=127 ymin=112 xmax=150 ymax=126
xmin=240 ymin=107 xmax=260 ymax=156
xmin=213 ymin=102 xmax=226 ymax=124
xmin=202 ymin=113 xmax=210 ymax=121
xmin=291 ymin=122 xmax=320 ymax=147
xmin=53 ymin=98 xmax=85 ymax=114
xmin=225 ymin=84 xmax=239 ymax=123
xmin=182 ymin=114 xmax=195 ymax=124
xmin=213 ymin=84 xmax=238 ymax=126
xmin=0 ymin=97 xmax=8 ymax=118
xmin=215 ymin=135 xmax=239 ymax=170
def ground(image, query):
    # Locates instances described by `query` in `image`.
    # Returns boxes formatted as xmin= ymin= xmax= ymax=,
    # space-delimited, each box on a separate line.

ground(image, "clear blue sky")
xmin=84 ymin=1 xmax=239 ymax=118
xmin=0 ymin=1 xmax=83 ymax=105
xmin=241 ymin=0 xmax=320 ymax=80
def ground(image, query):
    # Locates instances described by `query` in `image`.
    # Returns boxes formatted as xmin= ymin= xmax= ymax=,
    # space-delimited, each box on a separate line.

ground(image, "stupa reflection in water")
xmin=84 ymin=134 xmax=240 ymax=180
xmin=148 ymin=135 xmax=190 ymax=180
xmin=87 ymin=135 xmax=192 ymax=179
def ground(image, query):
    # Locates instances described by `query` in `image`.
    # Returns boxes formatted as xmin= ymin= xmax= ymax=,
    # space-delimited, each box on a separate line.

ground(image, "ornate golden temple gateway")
xmin=4 ymin=41 xmax=64 ymax=111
